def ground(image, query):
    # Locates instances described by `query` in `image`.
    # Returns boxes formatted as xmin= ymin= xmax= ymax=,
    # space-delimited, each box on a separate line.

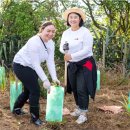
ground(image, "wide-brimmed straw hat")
xmin=63 ymin=7 xmax=86 ymax=22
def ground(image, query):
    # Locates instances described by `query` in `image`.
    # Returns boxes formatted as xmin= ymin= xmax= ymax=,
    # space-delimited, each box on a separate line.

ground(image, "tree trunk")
xmin=123 ymin=40 xmax=127 ymax=77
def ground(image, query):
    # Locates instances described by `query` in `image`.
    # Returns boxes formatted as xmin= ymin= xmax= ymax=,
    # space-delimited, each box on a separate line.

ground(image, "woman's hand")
xmin=43 ymin=79 xmax=51 ymax=93
xmin=53 ymin=79 xmax=60 ymax=85
xmin=64 ymin=54 xmax=72 ymax=61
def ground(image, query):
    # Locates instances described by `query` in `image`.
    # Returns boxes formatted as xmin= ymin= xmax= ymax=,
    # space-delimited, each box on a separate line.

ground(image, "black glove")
xmin=63 ymin=42 xmax=69 ymax=51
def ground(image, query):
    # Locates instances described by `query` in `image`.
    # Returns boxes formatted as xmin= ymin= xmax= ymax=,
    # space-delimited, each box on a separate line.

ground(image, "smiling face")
xmin=41 ymin=24 xmax=56 ymax=42
xmin=68 ymin=13 xmax=81 ymax=28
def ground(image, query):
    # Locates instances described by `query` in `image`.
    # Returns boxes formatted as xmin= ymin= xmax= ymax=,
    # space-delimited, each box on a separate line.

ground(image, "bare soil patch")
xmin=0 ymin=85 xmax=130 ymax=130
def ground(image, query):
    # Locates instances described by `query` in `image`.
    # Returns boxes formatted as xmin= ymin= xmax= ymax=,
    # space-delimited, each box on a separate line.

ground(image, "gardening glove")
xmin=43 ymin=79 xmax=51 ymax=92
xmin=53 ymin=79 xmax=60 ymax=86
xmin=63 ymin=42 xmax=69 ymax=52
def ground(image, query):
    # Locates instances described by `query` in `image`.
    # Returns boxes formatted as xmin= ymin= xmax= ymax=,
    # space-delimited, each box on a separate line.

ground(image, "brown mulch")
xmin=0 ymin=85 xmax=130 ymax=130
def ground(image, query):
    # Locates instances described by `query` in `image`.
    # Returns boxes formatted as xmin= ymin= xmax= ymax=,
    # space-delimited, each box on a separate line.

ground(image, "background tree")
xmin=0 ymin=0 xmax=130 ymax=77
xmin=82 ymin=0 xmax=130 ymax=76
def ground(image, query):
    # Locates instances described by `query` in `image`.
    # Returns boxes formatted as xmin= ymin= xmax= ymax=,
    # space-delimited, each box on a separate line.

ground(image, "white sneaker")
xmin=70 ymin=109 xmax=81 ymax=117
xmin=76 ymin=114 xmax=87 ymax=124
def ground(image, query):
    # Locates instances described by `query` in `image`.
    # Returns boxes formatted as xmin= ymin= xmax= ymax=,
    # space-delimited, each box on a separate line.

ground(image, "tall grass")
xmin=119 ymin=92 xmax=130 ymax=116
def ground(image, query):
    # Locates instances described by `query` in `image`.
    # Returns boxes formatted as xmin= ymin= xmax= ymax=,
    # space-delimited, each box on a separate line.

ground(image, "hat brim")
xmin=63 ymin=8 xmax=86 ymax=22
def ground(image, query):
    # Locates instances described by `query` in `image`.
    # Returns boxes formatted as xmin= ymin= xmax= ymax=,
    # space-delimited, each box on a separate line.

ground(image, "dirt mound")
xmin=0 ymin=85 xmax=130 ymax=130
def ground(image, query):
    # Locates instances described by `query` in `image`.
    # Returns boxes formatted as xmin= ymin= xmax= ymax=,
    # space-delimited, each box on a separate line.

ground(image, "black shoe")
xmin=33 ymin=118 xmax=43 ymax=126
xmin=13 ymin=108 xmax=26 ymax=115
xmin=31 ymin=113 xmax=44 ymax=126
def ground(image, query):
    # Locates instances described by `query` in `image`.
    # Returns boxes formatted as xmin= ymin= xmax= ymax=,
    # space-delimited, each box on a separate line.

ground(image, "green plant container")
xmin=127 ymin=93 xmax=130 ymax=112
xmin=97 ymin=70 xmax=100 ymax=90
xmin=46 ymin=86 xmax=64 ymax=122
xmin=0 ymin=66 xmax=6 ymax=91
xmin=10 ymin=81 xmax=22 ymax=112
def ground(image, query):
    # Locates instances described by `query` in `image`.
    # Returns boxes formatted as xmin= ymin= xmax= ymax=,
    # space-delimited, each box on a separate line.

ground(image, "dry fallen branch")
xmin=97 ymin=105 xmax=123 ymax=114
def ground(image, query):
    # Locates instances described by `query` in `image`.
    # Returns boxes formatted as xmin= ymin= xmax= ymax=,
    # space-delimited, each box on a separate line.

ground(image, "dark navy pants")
xmin=13 ymin=62 xmax=40 ymax=118
xmin=68 ymin=67 xmax=89 ymax=110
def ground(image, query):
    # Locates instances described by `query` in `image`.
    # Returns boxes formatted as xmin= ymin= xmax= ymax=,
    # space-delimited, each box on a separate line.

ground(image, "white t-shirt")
xmin=60 ymin=26 xmax=93 ymax=62
xmin=13 ymin=35 xmax=57 ymax=82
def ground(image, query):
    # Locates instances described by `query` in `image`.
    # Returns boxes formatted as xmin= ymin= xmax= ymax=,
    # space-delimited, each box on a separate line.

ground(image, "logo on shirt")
xmin=74 ymin=38 xmax=79 ymax=40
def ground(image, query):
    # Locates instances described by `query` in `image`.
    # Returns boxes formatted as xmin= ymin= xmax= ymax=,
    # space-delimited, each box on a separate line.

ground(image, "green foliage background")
xmin=0 ymin=0 xmax=130 ymax=75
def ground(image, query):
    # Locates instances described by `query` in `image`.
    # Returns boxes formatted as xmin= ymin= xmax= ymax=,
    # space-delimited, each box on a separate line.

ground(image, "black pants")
xmin=13 ymin=63 xmax=40 ymax=118
xmin=68 ymin=67 xmax=89 ymax=110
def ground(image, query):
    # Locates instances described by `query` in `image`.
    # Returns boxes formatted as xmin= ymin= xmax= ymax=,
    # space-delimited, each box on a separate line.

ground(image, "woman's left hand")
xmin=64 ymin=54 xmax=72 ymax=61
xmin=53 ymin=79 xmax=60 ymax=85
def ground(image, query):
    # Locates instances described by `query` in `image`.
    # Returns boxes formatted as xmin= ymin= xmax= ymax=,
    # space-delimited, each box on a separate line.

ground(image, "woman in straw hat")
xmin=60 ymin=7 xmax=97 ymax=124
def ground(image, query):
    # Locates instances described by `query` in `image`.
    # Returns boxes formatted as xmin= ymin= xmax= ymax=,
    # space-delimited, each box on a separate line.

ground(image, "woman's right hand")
xmin=43 ymin=79 xmax=51 ymax=92
xmin=64 ymin=53 xmax=72 ymax=61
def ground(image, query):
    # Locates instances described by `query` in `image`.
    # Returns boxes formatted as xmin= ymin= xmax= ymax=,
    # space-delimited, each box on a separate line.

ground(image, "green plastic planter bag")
xmin=46 ymin=86 xmax=64 ymax=122
xmin=97 ymin=70 xmax=100 ymax=90
xmin=127 ymin=92 xmax=130 ymax=112
xmin=0 ymin=66 xmax=6 ymax=91
xmin=10 ymin=81 xmax=22 ymax=112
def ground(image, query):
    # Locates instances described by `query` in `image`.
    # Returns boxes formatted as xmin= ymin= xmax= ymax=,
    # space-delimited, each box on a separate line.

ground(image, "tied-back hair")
xmin=38 ymin=21 xmax=54 ymax=33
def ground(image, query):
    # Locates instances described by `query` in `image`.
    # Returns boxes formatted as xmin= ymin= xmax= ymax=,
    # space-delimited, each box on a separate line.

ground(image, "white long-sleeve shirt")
xmin=60 ymin=26 xmax=93 ymax=62
xmin=13 ymin=35 xmax=57 ymax=82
